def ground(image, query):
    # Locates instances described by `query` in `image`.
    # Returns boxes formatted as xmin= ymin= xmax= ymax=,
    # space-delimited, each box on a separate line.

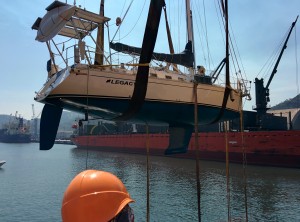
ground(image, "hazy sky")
xmin=0 ymin=0 xmax=299 ymax=119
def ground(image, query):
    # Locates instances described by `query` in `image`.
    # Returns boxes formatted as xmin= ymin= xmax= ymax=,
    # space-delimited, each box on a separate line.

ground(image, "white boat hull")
xmin=35 ymin=65 xmax=241 ymax=125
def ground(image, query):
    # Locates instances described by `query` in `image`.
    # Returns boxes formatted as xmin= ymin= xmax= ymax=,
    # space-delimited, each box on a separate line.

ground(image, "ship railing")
xmin=47 ymin=41 xmax=248 ymax=93
xmin=207 ymin=73 xmax=244 ymax=90
xmin=49 ymin=42 xmax=140 ymax=72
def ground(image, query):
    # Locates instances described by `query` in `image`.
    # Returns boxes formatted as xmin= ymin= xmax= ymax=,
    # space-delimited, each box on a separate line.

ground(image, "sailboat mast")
xmin=225 ymin=0 xmax=229 ymax=87
xmin=185 ymin=0 xmax=195 ymax=72
xmin=185 ymin=0 xmax=193 ymax=42
xmin=94 ymin=0 xmax=104 ymax=65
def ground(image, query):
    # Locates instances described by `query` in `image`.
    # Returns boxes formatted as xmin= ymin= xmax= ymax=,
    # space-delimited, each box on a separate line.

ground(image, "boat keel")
xmin=40 ymin=104 xmax=63 ymax=150
xmin=164 ymin=125 xmax=193 ymax=155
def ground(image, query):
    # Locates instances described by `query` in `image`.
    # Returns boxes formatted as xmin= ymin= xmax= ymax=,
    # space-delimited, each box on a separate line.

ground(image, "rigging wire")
xmin=111 ymin=0 xmax=135 ymax=42
xmin=114 ymin=0 xmax=147 ymax=42
xmin=181 ymin=0 xmax=184 ymax=53
xmin=294 ymin=26 xmax=300 ymax=106
xmin=120 ymin=0 xmax=128 ymax=17
xmin=228 ymin=23 xmax=242 ymax=76
xmin=216 ymin=0 xmax=246 ymax=85
xmin=214 ymin=0 xmax=225 ymax=46
xmin=116 ymin=23 xmax=121 ymax=65
xmin=176 ymin=0 xmax=179 ymax=53
xmin=192 ymin=0 xmax=209 ymax=68
xmin=229 ymin=21 xmax=248 ymax=81
xmin=255 ymin=29 xmax=290 ymax=79
xmin=202 ymin=0 xmax=212 ymax=69
xmin=261 ymin=49 xmax=281 ymax=80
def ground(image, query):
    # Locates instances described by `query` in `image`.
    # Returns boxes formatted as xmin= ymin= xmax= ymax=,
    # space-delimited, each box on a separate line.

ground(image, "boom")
xmin=266 ymin=16 xmax=298 ymax=89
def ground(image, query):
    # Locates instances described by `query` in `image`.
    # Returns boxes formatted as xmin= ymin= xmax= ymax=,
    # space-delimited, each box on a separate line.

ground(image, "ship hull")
xmin=35 ymin=66 xmax=241 ymax=125
xmin=0 ymin=134 xmax=31 ymax=143
xmin=71 ymin=130 xmax=300 ymax=168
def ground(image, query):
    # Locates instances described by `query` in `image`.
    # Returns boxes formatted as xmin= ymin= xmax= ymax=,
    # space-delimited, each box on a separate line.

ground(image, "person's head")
xmin=61 ymin=170 xmax=134 ymax=222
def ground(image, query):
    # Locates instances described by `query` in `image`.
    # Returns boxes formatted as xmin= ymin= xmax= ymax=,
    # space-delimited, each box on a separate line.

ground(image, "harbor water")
xmin=0 ymin=142 xmax=300 ymax=221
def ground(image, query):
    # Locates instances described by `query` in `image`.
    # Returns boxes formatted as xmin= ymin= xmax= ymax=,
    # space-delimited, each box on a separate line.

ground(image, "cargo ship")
xmin=71 ymin=15 xmax=300 ymax=168
xmin=0 ymin=112 xmax=31 ymax=143
xmin=71 ymin=107 xmax=300 ymax=169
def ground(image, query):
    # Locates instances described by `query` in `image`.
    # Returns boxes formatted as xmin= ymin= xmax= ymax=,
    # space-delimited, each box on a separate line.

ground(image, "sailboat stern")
xmin=35 ymin=67 xmax=71 ymax=103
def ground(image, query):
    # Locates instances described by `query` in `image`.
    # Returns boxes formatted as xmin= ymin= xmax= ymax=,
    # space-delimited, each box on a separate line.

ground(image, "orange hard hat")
xmin=61 ymin=170 xmax=134 ymax=222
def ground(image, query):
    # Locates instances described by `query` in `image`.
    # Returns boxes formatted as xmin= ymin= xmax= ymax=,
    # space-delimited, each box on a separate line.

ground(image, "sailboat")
xmin=32 ymin=0 xmax=247 ymax=153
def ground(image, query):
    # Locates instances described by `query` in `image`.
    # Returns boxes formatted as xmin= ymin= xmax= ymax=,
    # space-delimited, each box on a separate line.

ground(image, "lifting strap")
xmin=114 ymin=0 xmax=165 ymax=121
xmin=210 ymin=0 xmax=232 ymax=124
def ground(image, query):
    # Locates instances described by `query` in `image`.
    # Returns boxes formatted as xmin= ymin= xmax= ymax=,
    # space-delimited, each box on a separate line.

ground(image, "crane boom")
xmin=254 ymin=16 xmax=298 ymax=125
xmin=266 ymin=16 xmax=298 ymax=89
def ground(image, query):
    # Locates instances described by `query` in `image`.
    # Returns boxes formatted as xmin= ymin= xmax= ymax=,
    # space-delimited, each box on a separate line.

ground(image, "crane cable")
xmin=193 ymin=82 xmax=202 ymax=222
xmin=224 ymin=122 xmax=231 ymax=221
xmin=239 ymin=91 xmax=249 ymax=222
xmin=146 ymin=123 xmax=150 ymax=222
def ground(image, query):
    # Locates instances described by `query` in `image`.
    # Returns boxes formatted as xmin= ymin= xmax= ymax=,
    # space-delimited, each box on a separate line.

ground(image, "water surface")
xmin=0 ymin=143 xmax=299 ymax=221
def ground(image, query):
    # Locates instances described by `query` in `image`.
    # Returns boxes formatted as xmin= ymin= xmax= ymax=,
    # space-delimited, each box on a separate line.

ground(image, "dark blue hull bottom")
xmin=44 ymin=95 xmax=239 ymax=125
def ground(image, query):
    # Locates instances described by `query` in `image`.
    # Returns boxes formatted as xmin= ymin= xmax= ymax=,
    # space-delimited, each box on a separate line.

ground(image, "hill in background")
xmin=271 ymin=94 xmax=300 ymax=110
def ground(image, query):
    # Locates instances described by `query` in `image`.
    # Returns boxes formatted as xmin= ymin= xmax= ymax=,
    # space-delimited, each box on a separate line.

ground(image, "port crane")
xmin=254 ymin=16 xmax=298 ymax=124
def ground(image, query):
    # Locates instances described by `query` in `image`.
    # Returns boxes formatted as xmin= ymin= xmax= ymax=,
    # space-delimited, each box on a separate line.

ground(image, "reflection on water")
xmin=0 ymin=143 xmax=299 ymax=221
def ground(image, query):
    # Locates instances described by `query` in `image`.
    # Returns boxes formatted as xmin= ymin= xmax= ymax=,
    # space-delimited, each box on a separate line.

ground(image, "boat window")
xmin=165 ymin=75 xmax=172 ymax=80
